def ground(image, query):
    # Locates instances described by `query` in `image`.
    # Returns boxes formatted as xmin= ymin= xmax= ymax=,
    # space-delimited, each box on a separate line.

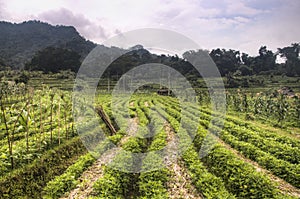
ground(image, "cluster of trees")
xmin=278 ymin=43 xmax=300 ymax=76
xmin=209 ymin=43 xmax=300 ymax=77
xmin=103 ymin=47 xmax=198 ymax=79
xmin=13 ymin=41 xmax=300 ymax=78
xmin=0 ymin=58 xmax=6 ymax=70
xmin=104 ymin=43 xmax=299 ymax=78
xmin=24 ymin=47 xmax=81 ymax=73
xmin=0 ymin=21 xmax=298 ymax=77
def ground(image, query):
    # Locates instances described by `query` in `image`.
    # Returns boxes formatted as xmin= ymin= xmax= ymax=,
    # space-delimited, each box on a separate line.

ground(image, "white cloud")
xmin=244 ymin=0 xmax=284 ymax=10
xmin=225 ymin=0 xmax=265 ymax=16
xmin=0 ymin=0 xmax=10 ymax=20
xmin=37 ymin=8 xmax=107 ymax=40
xmin=235 ymin=0 xmax=300 ymax=55
xmin=0 ymin=0 xmax=298 ymax=55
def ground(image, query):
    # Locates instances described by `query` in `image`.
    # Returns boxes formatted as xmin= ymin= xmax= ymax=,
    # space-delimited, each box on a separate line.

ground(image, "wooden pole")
xmin=95 ymin=106 xmax=117 ymax=135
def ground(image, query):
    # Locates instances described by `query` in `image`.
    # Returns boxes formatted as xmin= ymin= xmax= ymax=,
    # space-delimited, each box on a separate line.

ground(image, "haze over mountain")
xmin=0 ymin=20 xmax=96 ymax=69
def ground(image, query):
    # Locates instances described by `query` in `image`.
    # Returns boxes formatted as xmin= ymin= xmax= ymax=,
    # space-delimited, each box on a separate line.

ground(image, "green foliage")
xmin=93 ymin=168 xmax=133 ymax=199
xmin=158 ymin=97 xmax=295 ymax=198
xmin=14 ymin=71 xmax=30 ymax=84
xmin=238 ymin=65 xmax=253 ymax=76
xmin=223 ymin=122 xmax=300 ymax=164
xmin=182 ymin=147 xmax=234 ymax=199
xmin=183 ymin=102 xmax=300 ymax=188
xmin=0 ymin=58 xmax=6 ymax=69
xmin=209 ymin=48 xmax=241 ymax=76
xmin=0 ymin=91 xmax=299 ymax=199
xmin=108 ymin=133 xmax=124 ymax=144
xmin=138 ymin=169 xmax=169 ymax=199
xmin=0 ymin=137 xmax=86 ymax=198
xmin=278 ymin=43 xmax=300 ymax=76
xmin=43 ymin=154 xmax=95 ymax=199
xmin=0 ymin=19 xmax=298 ymax=78
xmin=153 ymin=99 xmax=234 ymax=198
xmin=93 ymin=154 xmax=138 ymax=198
xmin=25 ymin=47 xmax=81 ymax=73
xmin=0 ymin=20 xmax=95 ymax=69
xmin=220 ymin=132 xmax=300 ymax=188
xmin=221 ymin=90 xmax=299 ymax=127
xmin=202 ymin=145 xmax=280 ymax=198
xmin=137 ymin=102 xmax=169 ymax=199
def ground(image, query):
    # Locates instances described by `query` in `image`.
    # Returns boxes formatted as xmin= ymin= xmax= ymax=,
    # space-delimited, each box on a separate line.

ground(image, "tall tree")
xmin=241 ymin=53 xmax=254 ymax=67
xmin=209 ymin=48 xmax=241 ymax=76
xmin=252 ymin=46 xmax=276 ymax=73
xmin=278 ymin=43 xmax=300 ymax=76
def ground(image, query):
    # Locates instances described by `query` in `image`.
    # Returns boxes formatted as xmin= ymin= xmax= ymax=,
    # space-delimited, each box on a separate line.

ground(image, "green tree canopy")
xmin=252 ymin=46 xmax=276 ymax=73
xmin=25 ymin=47 xmax=81 ymax=73
xmin=209 ymin=48 xmax=241 ymax=76
xmin=0 ymin=58 xmax=7 ymax=70
xmin=278 ymin=43 xmax=300 ymax=76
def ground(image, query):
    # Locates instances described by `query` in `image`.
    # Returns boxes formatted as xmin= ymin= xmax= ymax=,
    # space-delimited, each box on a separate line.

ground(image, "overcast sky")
xmin=0 ymin=0 xmax=299 ymax=55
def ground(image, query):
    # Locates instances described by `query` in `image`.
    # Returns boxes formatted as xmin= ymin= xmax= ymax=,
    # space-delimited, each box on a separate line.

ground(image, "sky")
xmin=0 ymin=0 xmax=299 ymax=55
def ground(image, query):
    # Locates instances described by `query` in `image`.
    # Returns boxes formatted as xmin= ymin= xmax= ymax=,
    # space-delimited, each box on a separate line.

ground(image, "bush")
xmin=14 ymin=71 xmax=29 ymax=84
xmin=0 ymin=138 xmax=86 ymax=198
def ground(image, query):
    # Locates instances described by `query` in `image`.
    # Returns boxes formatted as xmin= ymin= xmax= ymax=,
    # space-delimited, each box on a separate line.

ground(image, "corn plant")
xmin=0 ymin=83 xmax=30 ymax=169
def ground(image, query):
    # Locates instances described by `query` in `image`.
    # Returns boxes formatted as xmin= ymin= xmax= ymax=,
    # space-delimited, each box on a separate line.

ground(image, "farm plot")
xmin=45 ymin=95 xmax=299 ymax=199
xmin=0 ymin=84 xmax=299 ymax=198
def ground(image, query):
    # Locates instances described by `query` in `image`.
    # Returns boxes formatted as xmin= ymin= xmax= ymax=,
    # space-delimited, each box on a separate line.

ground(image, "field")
xmin=0 ymin=76 xmax=299 ymax=199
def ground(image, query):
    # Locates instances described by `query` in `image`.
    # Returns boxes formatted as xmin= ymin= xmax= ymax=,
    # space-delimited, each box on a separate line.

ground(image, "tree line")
xmin=209 ymin=43 xmax=300 ymax=77
xmin=4 ymin=42 xmax=299 ymax=77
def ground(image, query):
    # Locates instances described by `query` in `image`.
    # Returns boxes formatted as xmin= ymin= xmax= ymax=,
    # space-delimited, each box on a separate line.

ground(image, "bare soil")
xmin=61 ymin=117 xmax=139 ymax=199
xmin=119 ymin=117 xmax=139 ymax=145
xmin=164 ymin=122 xmax=203 ymax=199
xmin=144 ymin=101 xmax=149 ymax=107
xmin=60 ymin=148 xmax=120 ymax=199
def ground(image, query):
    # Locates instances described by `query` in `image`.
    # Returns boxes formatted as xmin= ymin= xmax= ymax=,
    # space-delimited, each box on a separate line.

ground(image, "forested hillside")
xmin=0 ymin=20 xmax=298 ymax=78
xmin=0 ymin=20 xmax=96 ymax=69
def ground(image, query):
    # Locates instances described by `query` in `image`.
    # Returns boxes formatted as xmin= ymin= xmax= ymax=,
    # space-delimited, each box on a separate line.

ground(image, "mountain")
xmin=0 ymin=20 xmax=96 ymax=69
xmin=0 ymin=20 xmax=199 ymax=79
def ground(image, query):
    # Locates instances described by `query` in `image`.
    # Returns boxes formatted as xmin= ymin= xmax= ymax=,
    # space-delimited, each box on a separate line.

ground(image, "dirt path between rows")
xmin=61 ymin=117 xmax=139 ymax=199
xmin=129 ymin=101 xmax=134 ymax=107
xmin=60 ymin=147 xmax=120 ymax=199
xmin=164 ymin=122 xmax=203 ymax=199
xmin=217 ymin=137 xmax=300 ymax=198
xmin=144 ymin=101 xmax=149 ymax=107
xmin=119 ymin=117 xmax=139 ymax=146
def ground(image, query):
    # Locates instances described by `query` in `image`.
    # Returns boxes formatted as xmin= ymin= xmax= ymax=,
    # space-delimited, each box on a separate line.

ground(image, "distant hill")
xmin=0 ymin=20 xmax=195 ymax=75
xmin=0 ymin=20 xmax=96 ymax=69
xmin=3 ymin=20 xmax=293 ymax=78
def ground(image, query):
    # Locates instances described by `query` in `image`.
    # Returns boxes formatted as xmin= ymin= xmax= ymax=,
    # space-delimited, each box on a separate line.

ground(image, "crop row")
xmin=138 ymin=98 xmax=170 ymax=198
xmin=154 ymin=99 xmax=295 ymax=198
xmin=159 ymin=96 xmax=300 ymax=150
xmin=181 ymin=105 xmax=300 ymax=165
xmin=179 ymin=106 xmax=300 ymax=188
xmin=198 ymin=106 xmax=300 ymax=148
xmin=42 ymin=97 xmax=132 ymax=198
xmin=93 ymin=97 xmax=172 ymax=198
xmin=152 ymin=102 xmax=235 ymax=198
xmin=160 ymin=97 xmax=300 ymax=167
xmin=163 ymin=98 xmax=300 ymax=189
xmin=0 ymin=136 xmax=87 ymax=198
